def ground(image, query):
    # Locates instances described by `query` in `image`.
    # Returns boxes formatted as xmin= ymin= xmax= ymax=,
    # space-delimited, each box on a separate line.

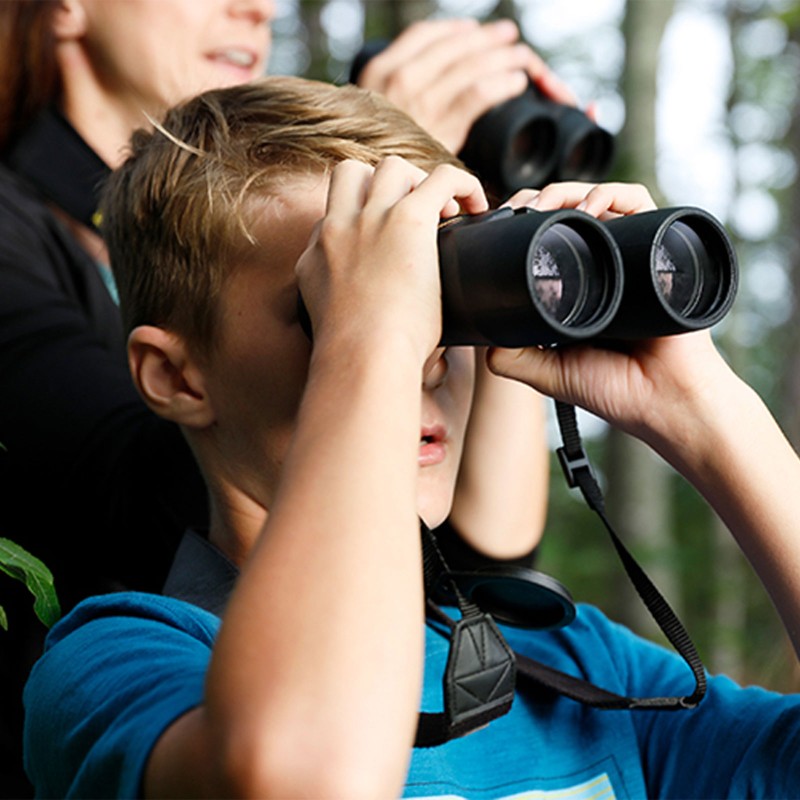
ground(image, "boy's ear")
xmin=52 ymin=0 xmax=88 ymax=41
xmin=128 ymin=326 xmax=215 ymax=429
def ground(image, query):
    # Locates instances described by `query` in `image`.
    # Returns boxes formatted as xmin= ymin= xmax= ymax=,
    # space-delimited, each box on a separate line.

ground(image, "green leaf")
xmin=0 ymin=605 xmax=7 ymax=632
xmin=0 ymin=538 xmax=60 ymax=628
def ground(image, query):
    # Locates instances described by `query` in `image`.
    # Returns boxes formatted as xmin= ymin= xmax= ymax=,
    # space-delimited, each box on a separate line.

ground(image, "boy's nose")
xmin=423 ymin=348 xmax=448 ymax=389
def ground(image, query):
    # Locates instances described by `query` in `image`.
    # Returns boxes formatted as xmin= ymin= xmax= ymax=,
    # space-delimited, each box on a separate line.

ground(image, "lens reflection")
xmin=529 ymin=223 xmax=604 ymax=327
xmin=656 ymin=221 xmax=723 ymax=319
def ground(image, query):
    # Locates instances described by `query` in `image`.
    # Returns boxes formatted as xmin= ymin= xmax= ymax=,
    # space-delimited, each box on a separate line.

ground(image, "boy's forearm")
xmin=644 ymin=368 xmax=800 ymax=658
xmin=489 ymin=329 xmax=800 ymax=661
xmin=203 ymin=339 xmax=426 ymax=798
xmin=450 ymin=348 xmax=548 ymax=559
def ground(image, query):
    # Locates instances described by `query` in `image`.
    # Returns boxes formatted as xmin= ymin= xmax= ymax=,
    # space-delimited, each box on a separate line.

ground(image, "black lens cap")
xmin=434 ymin=566 xmax=576 ymax=630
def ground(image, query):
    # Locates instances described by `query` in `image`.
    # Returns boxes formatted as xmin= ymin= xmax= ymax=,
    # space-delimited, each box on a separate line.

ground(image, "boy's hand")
xmin=502 ymin=180 xmax=658 ymax=218
xmin=295 ymin=156 xmax=487 ymax=364
xmin=356 ymin=19 xmax=576 ymax=153
xmin=488 ymin=330 xmax=728 ymax=445
xmin=487 ymin=181 xmax=732 ymax=446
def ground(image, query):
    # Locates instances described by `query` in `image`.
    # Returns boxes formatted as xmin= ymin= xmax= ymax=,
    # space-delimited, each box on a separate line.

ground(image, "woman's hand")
xmin=356 ymin=18 xmax=576 ymax=154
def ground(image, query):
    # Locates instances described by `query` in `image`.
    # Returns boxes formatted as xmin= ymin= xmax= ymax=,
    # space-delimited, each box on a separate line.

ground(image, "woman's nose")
xmin=423 ymin=348 xmax=448 ymax=389
xmin=229 ymin=0 xmax=275 ymax=25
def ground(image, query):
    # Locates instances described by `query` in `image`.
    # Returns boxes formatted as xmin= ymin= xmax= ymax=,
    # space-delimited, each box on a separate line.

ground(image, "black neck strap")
xmin=416 ymin=523 xmax=516 ymax=747
xmin=7 ymin=107 xmax=110 ymax=232
xmin=549 ymin=400 xmax=707 ymax=709
xmin=415 ymin=401 xmax=707 ymax=747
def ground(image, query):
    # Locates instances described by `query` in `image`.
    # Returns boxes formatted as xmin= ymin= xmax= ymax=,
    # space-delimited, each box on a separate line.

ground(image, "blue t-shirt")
xmin=23 ymin=593 xmax=800 ymax=798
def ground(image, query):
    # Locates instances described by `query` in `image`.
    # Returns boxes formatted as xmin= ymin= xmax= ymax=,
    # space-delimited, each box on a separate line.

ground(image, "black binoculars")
xmin=350 ymin=42 xmax=614 ymax=198
xmin=437 ymin=206 xmax=738 ymax=347
xmin=297 ymin=206 xmax=737 ymax=348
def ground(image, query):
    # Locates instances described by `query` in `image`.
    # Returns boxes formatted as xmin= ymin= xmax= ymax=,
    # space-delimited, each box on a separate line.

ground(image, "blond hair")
xmin=102 ymin=76 xmax=461 ymax=353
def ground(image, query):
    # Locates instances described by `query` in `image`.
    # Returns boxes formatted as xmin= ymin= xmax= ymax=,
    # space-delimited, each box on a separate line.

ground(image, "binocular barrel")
xmin=459 ymin=87 xmax=615 ymax=198
xmin=350 ymin=42 xmax=615 ymax=198
xmin=437 ymin=207 xmax=738 ymax=347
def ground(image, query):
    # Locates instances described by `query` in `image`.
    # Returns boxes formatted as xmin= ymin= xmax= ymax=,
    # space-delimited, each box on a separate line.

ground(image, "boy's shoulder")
xmin=25 ymin=589 xmax=218 ymax=798
xmin=41 ymin=530 xmax=235 ymax=656
xmin=45 ymin=589 xmax=221 ymax=648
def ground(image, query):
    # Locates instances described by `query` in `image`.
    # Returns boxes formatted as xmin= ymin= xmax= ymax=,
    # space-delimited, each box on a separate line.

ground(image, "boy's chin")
xmin=416 ymin=492 xmax=454 ymax=531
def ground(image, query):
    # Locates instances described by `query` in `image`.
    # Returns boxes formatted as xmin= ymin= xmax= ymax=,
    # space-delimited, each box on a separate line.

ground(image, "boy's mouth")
xmin=419 ymin=426 xmax=446 ymax=466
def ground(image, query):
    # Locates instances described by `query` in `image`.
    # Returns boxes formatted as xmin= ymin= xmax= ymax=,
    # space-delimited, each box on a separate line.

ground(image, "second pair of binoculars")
xmin=438 ymin=206 xmax=738 ymax=347
xmin=350 ymin=42 xmax=614 ymax=198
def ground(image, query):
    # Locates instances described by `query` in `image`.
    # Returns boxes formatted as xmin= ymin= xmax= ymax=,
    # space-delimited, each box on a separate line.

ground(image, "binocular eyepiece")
xmin=437 ymin=206 xmax=737 ymax=347
xmin=350 ymin=42 xmax=615 ymax=198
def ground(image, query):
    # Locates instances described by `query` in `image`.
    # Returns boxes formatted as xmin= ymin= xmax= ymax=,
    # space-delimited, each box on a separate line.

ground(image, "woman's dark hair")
xmin=0 ymin=0 xmax=61 ymax=154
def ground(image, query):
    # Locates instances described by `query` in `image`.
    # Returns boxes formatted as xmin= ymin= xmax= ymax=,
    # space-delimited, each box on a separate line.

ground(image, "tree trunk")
xmin=383 ymin=0 xmax=438 ymax=32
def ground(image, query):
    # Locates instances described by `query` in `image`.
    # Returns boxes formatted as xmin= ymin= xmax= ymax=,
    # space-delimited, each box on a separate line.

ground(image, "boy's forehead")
xmin=248 ymin=172 xmax=329 ymax=225
xmin=235 ymin=177 xmax=330 ymax=272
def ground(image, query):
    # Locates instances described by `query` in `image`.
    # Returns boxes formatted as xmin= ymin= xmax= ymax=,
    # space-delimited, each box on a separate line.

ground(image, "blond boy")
xmin=25 ymin=77 xmax=800 ymax=798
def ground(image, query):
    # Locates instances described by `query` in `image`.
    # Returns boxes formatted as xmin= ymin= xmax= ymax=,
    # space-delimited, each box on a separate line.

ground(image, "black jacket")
xmin=0 ymin=114 xmax=208 ymax=605
xmin=0 ymin=112 xmax=206 ymax=797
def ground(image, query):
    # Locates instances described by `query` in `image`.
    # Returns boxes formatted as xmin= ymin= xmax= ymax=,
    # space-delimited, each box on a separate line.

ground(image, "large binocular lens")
xmin=600 ymin=208 xmax=737 ymax=340
xmin=438 ymin=206 xmax=737 ymax=346
xmin=438 ymin=208 xmax=622 ymax=346
xmin=349 ymin=44 xmax=615 ymax=200
xmin=656 ymin=222 xmax=725 ymax=318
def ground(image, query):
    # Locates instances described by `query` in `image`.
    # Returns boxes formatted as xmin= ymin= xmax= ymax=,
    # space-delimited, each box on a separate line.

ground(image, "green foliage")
xmin=0 ymin=538 xmax=60 ymax=631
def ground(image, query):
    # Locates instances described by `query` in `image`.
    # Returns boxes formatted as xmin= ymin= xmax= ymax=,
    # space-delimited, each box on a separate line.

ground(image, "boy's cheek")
xmin=446 ymin=347 xmax=478 ymax=440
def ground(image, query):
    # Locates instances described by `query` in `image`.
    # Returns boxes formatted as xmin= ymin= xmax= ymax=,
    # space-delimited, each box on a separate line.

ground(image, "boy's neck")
xmin=207 ymin=485 xmax=269 ymax=567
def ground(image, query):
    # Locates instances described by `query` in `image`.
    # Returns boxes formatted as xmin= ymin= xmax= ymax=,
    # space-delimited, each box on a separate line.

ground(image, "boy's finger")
xmin=365 ymin=158 xmax=487 ymax=219
xmin=325 ymin=159 xmax=374 ymax=215
xmin=409 ymin=164 xmax=488 ymax=217
xmin=523 ymin=181 xmax=657 ymax=221
xmin=364 ymin=156 xmax=430 ymax=207
xmin=576 ymin=183 xmax=657 ymax=218
xmin=487 ymin=346 xmax=559 ymax=395
xmin=501 ymin=188 xmax=541 ymax=210
xmin=526 ymin=181 xmax=597 ymax=211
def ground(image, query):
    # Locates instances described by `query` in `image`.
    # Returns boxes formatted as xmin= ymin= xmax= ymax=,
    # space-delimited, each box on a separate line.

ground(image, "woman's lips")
xmin=206 ymin=47 xmax=263 ymax=76
xmin=419 ymin=425 xmax=446 ymax=466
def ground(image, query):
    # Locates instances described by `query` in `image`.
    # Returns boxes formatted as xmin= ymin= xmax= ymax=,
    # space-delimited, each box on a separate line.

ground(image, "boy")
xmin=24 ymin=77 xmax=800 ymax=798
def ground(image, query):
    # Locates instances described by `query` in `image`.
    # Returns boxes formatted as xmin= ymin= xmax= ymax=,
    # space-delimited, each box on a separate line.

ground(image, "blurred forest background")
xmin=268 ymin=0 xmax=800 ymax=692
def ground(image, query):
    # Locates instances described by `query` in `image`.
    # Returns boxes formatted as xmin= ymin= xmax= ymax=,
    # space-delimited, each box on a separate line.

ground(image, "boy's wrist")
xmin=641 ymin=363 xmax=764 ymax=486
xmin=310 ymin=319 xmax=437 ymax=374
